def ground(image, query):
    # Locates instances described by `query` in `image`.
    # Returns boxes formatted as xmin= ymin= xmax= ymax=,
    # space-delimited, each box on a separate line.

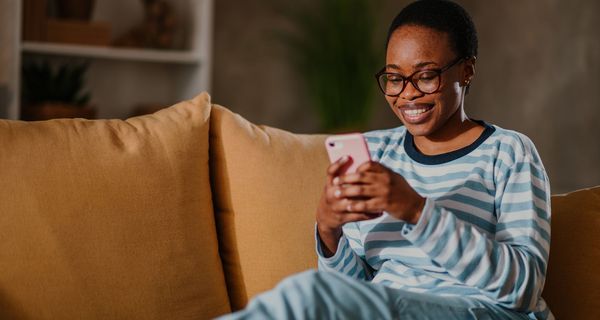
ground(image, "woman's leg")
xmin=218 ymin=270 xmax=397 ymax=320
xmin=217 ymin=269 xmax=528 ymax=320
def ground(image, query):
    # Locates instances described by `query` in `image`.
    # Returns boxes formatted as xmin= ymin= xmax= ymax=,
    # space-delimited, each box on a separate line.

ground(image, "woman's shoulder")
xmin=362 ymin=126 xmax=407 ymax=160
xmin=485 ymin=123 xmax=544 ymax=165
xmin=363 ymin=126 xmax=407 ymax=143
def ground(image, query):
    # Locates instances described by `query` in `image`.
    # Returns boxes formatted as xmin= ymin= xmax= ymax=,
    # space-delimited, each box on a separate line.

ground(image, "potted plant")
xmin=21 ymin=60 xmax=95 ymax=120
xmin=275 ymin=0 xmax=381 ymax=132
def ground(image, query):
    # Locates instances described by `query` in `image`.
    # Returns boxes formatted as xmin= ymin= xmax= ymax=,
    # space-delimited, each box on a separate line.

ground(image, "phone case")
xmin=325 ymin=133 xmax=371 ymax=174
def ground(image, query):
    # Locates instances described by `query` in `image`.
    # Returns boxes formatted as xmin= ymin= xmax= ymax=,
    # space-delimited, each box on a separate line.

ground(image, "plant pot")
xmin=22 ymin=103 xmax=96 ymax=121
xmin=56 ymin=0 xmax=96 ymax=21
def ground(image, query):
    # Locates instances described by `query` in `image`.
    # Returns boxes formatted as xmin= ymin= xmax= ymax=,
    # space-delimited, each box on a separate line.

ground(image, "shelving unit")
xmin=0 ymin=0 xmax=214 ymax=120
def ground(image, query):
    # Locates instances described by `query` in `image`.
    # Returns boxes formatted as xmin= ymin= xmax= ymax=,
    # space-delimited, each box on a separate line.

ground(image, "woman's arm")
xmin=315 ymin=156 xmax=381 ymax=281
xmin=402 ymin=138 xmax=550 ymax=311
xmin=316 ymin=222 xmax=373 ymax=281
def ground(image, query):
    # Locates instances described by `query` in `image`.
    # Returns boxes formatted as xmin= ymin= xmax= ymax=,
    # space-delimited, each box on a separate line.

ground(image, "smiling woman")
xmin=382 ymin=25 xmax=483 ymax=154
xmin=218 ymin=1 xmax=553 ymax=319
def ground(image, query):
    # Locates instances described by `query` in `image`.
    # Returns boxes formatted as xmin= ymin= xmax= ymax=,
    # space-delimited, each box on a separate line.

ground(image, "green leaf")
xmin=272 ymin=0 xmax=382 ymax=131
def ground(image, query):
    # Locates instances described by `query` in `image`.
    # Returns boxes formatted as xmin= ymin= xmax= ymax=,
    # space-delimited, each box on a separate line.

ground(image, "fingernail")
xmin=340 ymin=156 xmax=348 ymax=163
xmin=334 ymin=189 xmax=342 ymax=198
xmin=333 ymin=177 xmax=340 ymax=185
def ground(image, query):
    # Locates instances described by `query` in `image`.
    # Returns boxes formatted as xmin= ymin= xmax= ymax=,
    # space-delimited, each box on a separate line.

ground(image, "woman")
xmin=220 ymin=1 xmax=551 ymax=319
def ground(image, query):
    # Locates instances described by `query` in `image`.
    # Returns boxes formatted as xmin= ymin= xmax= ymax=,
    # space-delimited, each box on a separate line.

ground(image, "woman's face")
xmin=384 ymin=25 xmax=473 ymax=139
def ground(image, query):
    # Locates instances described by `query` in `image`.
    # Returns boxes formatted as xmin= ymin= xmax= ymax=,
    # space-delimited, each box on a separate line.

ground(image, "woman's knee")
xmin=277 ymin=269 xmax=357 ymax=296
xmin=276 ymin=269 xmax=320 ymax=291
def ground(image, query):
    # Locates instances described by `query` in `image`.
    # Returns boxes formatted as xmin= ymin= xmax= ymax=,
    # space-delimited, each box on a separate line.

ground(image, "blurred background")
xmin=211 ymin=0 xmax=600 ymax=194
xmin=1 ymin=0 xmax=598 ymax=193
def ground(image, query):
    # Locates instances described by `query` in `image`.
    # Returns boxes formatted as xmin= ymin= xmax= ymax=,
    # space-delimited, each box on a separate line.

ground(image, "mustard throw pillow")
xmin=0 ymin=93 xmax=231 ymax=319
xmin=209 ymin=105 xmax=329 ymax=310
xmin=543 ymin=186 xmax=600 ymax=320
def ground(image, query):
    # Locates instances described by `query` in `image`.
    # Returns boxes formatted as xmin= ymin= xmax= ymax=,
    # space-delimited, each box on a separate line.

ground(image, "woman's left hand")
xmin=333 ymin=161 xmax=426 ymax=224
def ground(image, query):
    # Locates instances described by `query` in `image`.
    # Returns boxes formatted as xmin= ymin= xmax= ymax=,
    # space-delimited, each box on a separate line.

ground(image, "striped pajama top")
xmin=316 ymin=122 xmax=552 ymax=319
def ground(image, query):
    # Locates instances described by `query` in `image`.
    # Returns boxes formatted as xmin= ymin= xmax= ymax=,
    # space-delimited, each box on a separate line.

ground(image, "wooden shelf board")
xmin=21 ymin=41 xmax=200 ymax=64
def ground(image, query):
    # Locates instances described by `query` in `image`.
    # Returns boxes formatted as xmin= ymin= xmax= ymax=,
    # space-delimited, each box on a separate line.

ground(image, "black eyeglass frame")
xmin=375 ymin=56 xmax=466 ymax=97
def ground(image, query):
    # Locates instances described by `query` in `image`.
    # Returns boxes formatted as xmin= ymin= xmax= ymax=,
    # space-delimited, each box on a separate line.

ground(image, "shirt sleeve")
xmin=315 ymin=223 xmax=372 ymax=281
xmin=401 ymin=137 xmax=551 ymax=312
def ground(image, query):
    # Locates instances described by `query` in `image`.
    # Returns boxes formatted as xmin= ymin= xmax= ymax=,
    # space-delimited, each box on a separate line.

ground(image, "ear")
xmin=462 ymin=56 xmax=476 ymax=86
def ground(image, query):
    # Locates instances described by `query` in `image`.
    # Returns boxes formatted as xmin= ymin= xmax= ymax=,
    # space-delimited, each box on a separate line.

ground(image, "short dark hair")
xmin=386 ymin=0 xmax=478 ymax=59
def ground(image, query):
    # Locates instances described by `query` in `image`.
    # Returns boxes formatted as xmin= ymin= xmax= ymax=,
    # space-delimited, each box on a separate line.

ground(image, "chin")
xmin=399 ymin=117 xmax=433 ymax=137
xmin=404 ymin=125 xmax=431 ymax=137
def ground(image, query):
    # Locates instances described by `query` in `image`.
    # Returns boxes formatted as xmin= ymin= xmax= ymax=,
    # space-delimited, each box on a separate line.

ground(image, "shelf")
xmin=21 ymin=41 xmax=201 ymax=65
xmin=3 ymin=0 xmax=214 ymax=120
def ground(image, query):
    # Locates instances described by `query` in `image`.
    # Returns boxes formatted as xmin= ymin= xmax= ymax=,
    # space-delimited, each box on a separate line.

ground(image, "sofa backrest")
xmin=209 ymin=104 xmax=329 ymax=310
xmin=542 ymin=186 xmax=600 ymax=320
xmin=0 ymin=93 xmax=231 ymax=319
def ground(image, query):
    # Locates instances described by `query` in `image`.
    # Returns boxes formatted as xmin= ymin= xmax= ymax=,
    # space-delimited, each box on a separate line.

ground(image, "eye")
xmin=386 ymin=74 xmax=403 ymax=83
xmin=416 ymin=71 xmax=437 ymax=81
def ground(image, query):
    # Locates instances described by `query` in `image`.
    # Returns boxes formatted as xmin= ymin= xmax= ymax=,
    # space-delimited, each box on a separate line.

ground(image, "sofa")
xmin=0 ymin=93 xmax=598 ymax=319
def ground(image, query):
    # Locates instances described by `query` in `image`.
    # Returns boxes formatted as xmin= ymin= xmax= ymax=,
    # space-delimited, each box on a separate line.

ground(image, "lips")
xmin=398 ymin=103 xmax=434 ymax=124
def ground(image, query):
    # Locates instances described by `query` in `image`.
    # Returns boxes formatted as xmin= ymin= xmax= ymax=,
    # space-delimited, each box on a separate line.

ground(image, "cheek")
xmin=437 ymin=80 xmax=462 ymax=107
xmin=440 ymin=75 xmax=462 ymax=94
xmin=385 ymin=95 xmax=396 ymax=108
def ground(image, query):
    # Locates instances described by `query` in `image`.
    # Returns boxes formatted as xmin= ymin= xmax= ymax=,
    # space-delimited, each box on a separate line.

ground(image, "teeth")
xmin=404 ymin=108 xmax=428 ymax=116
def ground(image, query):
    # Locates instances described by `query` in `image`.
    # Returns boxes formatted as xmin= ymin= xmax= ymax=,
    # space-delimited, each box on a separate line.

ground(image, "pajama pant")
xmin=217 ymin=270 xmax=530 ymax=320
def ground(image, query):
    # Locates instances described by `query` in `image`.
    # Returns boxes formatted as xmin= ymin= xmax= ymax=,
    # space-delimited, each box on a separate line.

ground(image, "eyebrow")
xmin=385 ymin=61 xmax=438 ymax=71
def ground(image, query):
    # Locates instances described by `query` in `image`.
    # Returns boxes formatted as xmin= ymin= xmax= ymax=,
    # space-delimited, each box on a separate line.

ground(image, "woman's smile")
xmin=398 ymin=103 xmax=435 ymax=124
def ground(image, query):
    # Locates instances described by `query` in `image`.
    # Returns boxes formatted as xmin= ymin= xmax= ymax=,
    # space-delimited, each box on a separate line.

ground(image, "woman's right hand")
xmin=316 ymin=156 xmax=383 ymax=257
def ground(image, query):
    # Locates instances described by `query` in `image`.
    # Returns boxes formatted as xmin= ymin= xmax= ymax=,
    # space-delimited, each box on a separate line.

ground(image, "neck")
xmin=413 ymin=107 xmax=483 ymax=156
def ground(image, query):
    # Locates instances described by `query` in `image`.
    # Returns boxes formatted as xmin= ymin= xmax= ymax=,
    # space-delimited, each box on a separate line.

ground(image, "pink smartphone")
xmin=325 ymin=133 xmax=371 ymax=174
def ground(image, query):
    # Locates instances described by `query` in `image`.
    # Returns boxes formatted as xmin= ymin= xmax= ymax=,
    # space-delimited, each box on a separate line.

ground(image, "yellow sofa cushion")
xmin=543 ymin=186 xmax=600 ymax=320
xmin=209 ymin=105 xmax=329 ymax=310
xmin=0 ymin=93 xmax=231 ymax=319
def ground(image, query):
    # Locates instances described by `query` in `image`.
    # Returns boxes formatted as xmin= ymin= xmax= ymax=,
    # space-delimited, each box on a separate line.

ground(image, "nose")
xmin=400 ymin=80 xmax=423 ymax=101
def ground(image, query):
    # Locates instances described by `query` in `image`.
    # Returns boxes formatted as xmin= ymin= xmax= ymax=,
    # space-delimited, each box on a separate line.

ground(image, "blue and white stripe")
xmin=317 ymin=124 xmax=551 ymax=319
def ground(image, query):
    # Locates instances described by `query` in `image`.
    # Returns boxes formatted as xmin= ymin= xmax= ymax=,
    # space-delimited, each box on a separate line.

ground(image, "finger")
xmin=329 ymin=196 xmax=386 ymax=214
xmin=357 ymin=161 xmax=385 ymax=173
xmin=326 ymin=185 xmax=345 ymax=203
xmin=344 ymin=199 xmax=385 ymax=214
xmin=339 ymin=212 xmax=384 ymax=223
xmin=328 ymin=197 xmax=368 ymax=213
xmin=327 ymin=156 xmax=352 ymax=183
xmin=328 ymin=197 xmax=354 ymax=213
xmin=336 ymin=171 xmax=377 ymax=186
xmin=335 ymin=184 xmax=379 ymax=199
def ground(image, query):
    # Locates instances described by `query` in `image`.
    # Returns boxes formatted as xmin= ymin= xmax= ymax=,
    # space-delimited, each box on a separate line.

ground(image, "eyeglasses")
xmin=375 ymin=57 xmax=465 ymax=96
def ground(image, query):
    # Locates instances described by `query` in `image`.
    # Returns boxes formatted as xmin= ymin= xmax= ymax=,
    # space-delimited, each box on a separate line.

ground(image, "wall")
xmin=211 ymin=0 xmax=410 ymax=134
xmin=212 ymin=0 xmax=599 ymax=193
xmin=465 ymin=0 xmax=600 ymax=193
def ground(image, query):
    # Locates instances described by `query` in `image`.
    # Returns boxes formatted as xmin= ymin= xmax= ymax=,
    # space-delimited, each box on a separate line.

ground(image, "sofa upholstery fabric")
xmin=543 ymin=186 xmax=600 ymax=320
xmin=0 ymin=93 xmax=231 ymax=319
xmin=209 ymin=104 xmax=329 ymax=310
